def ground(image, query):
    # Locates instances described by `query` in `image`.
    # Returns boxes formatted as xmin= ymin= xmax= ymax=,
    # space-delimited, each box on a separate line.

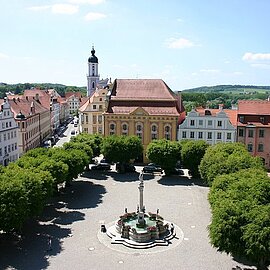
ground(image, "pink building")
xmin=237 ymin=100 xmax=270 ymax=170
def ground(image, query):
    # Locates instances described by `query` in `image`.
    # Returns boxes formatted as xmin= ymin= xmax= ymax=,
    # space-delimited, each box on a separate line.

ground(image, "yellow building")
xmin=79 ymin=87 xmax=109 ymax=134
xmin=104 ymin=79 xmax=185 ymax=162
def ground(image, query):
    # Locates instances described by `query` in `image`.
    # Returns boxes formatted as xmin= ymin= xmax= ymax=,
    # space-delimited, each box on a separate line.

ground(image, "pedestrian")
xmin=125 ymin=207 xmax=128 ymax=213
xmin=170 ymin=223 xmax=174 ymax=235
xmin=157 ymin=208 xmax=159 ymax=215
xmin=47 ymin=236 xmax=52 ymax=251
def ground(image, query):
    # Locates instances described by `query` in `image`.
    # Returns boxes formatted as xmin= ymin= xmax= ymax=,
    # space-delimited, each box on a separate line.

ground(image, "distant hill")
xmin=0 ymin=83 xmax=87 ymax=98
xmin=181 ymin=85 xmax=270 ymax=93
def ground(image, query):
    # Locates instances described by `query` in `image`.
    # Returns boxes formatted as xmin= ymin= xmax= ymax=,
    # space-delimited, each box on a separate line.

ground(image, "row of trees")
xmin=0 ymin=140 xmax=92 ymax=232
xmin=199 ymin=143 xmax=269 ymax=269
xmin=181 ymin=91 xmax=269 ymax=112
xmin=146 ymin=139 xmax=208 ymax=176
xmin=0 ymin=134 xmax=143 ymax=232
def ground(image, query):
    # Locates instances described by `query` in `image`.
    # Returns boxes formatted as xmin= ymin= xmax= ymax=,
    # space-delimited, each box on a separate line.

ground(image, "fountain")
xmin=105 ymin=172 xmax=175 ymax=248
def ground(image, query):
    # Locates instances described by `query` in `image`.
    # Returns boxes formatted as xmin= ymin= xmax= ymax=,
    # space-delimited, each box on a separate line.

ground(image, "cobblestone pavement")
xmin=0 ymin=167 xmax=259 ymax=270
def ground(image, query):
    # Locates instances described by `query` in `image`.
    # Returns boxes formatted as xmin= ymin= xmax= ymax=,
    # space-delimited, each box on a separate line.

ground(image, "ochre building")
xmin=104 ymin=79 xmax=185 ymax=163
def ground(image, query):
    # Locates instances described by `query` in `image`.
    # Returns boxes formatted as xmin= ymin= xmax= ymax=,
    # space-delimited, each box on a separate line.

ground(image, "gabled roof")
xmin=65 ymin=92 xmax=82 ymax=99
xmin=196 ymin=108 xmax=238 ymax=127
xmin=110 ymin=79 xmax=177 ymax=100
xmin=79 ymin=97 xmax=89 ymax=111
xmin=238 ymin=100 xmax=270 ymax=115
xmin=8 ymin=96 xmax=49 ymax=118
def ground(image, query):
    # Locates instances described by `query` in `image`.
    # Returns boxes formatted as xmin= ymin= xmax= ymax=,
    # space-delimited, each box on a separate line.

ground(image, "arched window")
xmin=136 ymin=122 xmax=143 ymax=140
xmin=109 ymin=122 xmax=116 ymax=135
xmin=164 ymin=125 xmax=171 ymax=140
xmin=92 ymin=82 xmax=95 ymax=89
xmin=151 ymin=124 xmax=158 ymax=140
xmin=122 ymin=123 xmax=128 ymax=136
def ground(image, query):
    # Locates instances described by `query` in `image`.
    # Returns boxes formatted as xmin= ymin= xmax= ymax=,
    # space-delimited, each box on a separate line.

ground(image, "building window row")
xmin=182 ymin=131 xmax=232 ymax=140
xmin=238 ymin=128 xmax=265 ymax=138
xmin=0 ymin=143 xmax=17 ymax=156
xmin=1 ymin=121 xmax=13 ymax=129
xmin=0 ymin=130 xmax=17 ymax=142
xmin=108 ymin=122 xmax=172 ymax=140
xmin=189 ymin=119 xmax=223 ymax=127
xmin=247 ymin=143 xmax=264 ymax=152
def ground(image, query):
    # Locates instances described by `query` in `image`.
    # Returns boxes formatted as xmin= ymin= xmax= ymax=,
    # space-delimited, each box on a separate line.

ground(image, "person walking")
xmin=47 ymin=236 xmax=52 ymax=251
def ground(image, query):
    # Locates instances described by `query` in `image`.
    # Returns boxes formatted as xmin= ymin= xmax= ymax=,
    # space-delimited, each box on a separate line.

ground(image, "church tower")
xmin=87 ymin=46 xmax=100 ymax=97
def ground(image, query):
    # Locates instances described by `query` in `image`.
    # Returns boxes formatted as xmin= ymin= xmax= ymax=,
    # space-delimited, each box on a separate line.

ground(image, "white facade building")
xmin=178 ymin=107 xmax=237 ymax=145
xmin=66 ymin=93 xmax=82 ymax=115
xmin=0 ymin=98 xmax=19 ymax=166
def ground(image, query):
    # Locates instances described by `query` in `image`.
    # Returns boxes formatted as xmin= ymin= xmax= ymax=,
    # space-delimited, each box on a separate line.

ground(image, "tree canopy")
xmin=146 ymin=139 xmax=181 ymax=175
xmin=199 ymin=142 xmax=264 ymax=186
xmin=180 ymin=140 xmax=209 ymax=177
xmin=208 ymin=169 xmax=270 ymax=268
xmin=101 ymin=135 xmax=143 ymax=163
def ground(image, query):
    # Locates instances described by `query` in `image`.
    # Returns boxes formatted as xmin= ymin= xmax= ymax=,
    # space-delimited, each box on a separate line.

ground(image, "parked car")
xmin=91 ymin=163 xmax=111 ymax=171
xmin=116 ymin=162 xmax=136 ymax=173
xmin=142 ymin=163 xmax=163 ymax=173
xmin=173 ymin=168 xmax=185 ymax=175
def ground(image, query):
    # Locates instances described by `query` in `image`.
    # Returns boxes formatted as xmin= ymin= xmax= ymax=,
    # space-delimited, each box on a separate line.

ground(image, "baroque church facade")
xmin=79 ymin=46 xmax=185 ymax=162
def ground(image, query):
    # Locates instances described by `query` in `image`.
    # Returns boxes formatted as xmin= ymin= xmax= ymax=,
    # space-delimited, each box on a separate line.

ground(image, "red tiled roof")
xmin=238 ymin=100 xmax=270 ymax=115
xmin=65 ymin=92 xmax=82 ymax=99
xmin=110 ymin=79 xmax=177 ymax=100
xmin=196 ymin=108 xmax=238 ymax=127
xmin=8 ymin=96 xmax=49 ymax=117
xmin=110 ymin=106 xmax=180 ymax=116
xmin=24 ymin=89 xmax=51 ymax=109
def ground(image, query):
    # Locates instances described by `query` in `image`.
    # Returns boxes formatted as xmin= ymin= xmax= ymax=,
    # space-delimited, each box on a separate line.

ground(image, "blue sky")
xmin=1 ymin=0 xmax=270 ymax=91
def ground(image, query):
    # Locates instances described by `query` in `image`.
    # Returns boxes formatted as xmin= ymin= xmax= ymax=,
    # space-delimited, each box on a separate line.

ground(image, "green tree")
xmin=101 ymin=135 xmax=143 ymax=172
xmin=146 ymin=139 xmax=181 ymax=175
xmin=63 ymin=142 xmax=93 ymax=163
xmin=199 ymin=143 xmax=264 ymax=186
xmin=180 ymin=140 xmax=209 ymax=177
xmin=208 ymin=169 xmax=270 ymax=269
xmin=0 ymin=176 xmax=29 ymax=232
xmin=48 ymin=148 xmax=88 ymax=183
xmin=70 ymin=133 xmax=103 ymax=157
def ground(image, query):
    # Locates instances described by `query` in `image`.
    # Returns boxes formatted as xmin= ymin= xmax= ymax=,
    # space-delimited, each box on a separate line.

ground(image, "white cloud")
xmin=52 ymin=4 xmax=79 ymax=14
xmin=0 ymin=53 xmax=9 ymax=59
xmin=233 ymin=71 xmax=243 ymax=75
xmin=166 ymin=38 xmax=195 ymax=49
xmin=27 ymin=4 xmax=79 ymax=14
xmin=84 ymin=12 xmax=106 ymax=21
xmin=250 ymin=63 xmax=270 ymax=69
xmin=200 ymin=69 xmax=220 ymax=73
xmin=242 ymin=52 xmax=270 ymax=61
xmin=27 ymin=5 xmax=51 ymax=11
xmin=68 ymin=0 xmax=105 ymax=4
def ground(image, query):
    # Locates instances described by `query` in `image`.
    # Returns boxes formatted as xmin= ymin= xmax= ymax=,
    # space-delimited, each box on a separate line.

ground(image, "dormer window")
xmin=205 ymin=110 xmax=211 ymax=115
xmin=260 ymin=116 xmax=265 ymax=123
xmin=239 ymin=116 xmax=244 ymax=123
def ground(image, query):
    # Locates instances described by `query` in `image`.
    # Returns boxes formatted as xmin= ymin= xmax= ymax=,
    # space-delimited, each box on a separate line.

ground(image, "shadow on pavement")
xmin=158 ymin=175 xmax=207 ymax=187
xmin=0 ymin=178 xmax=106 ymax=270
xmin=0 ymin=221 xmax=71 ymax=270
xmin=81 ymin=170 xmax=111 ymax=181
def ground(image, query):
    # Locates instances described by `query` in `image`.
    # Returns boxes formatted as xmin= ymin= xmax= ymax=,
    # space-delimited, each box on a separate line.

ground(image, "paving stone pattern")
xmin=0 ymin=167 xmax=259 ymax=270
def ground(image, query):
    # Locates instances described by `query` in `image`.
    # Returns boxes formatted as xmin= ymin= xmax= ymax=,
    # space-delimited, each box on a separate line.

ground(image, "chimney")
xmin=35 ymin=93 xmax=39 ymax=101
xmin=30 ymin=101 xmax=35 ymax=114
xmin=219 ymin=104 xmax=224 ymax=110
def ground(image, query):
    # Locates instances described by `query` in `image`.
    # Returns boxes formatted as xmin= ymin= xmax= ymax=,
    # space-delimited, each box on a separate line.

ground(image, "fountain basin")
xmin=116 ymin=212 xmax=169 ymax=243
